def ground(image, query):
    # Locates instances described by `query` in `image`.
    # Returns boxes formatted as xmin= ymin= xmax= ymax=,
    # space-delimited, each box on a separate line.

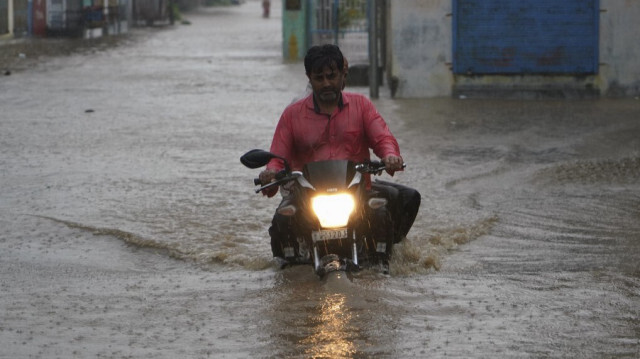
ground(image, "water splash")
xmin=34 ymin=215 xmax=273 ymax=270
xmin=391 ymin=215 xmax=499 ymax=276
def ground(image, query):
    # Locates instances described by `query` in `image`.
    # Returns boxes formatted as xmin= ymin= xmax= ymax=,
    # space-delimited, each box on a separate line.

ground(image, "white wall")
xmin=388 ymin=0 xmax=453 ymax=98
xmin=598 ymin=0 xmax=640 ymax=96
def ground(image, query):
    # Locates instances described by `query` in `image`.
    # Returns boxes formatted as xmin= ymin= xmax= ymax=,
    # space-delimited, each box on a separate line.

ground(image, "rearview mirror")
xmin=240 ymin=149 xmax=281 ymax=169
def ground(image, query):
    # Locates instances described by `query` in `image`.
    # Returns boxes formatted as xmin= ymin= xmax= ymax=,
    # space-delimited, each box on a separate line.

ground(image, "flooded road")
xmin=1 ymin=0 xmax=639 ymax=357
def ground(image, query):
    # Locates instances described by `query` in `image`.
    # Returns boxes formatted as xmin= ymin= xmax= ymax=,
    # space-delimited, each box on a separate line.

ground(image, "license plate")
xmin=312 ymin=228 xmax=348 ymax=242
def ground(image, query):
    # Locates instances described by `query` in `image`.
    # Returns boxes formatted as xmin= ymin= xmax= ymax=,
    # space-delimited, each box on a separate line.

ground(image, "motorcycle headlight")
xmin=311 ymin=193 xmax=355 ymax=228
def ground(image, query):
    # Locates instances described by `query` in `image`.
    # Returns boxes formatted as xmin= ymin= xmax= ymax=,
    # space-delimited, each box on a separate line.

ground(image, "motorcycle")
xmin=241 ymin=149 xmax=403 ymax=277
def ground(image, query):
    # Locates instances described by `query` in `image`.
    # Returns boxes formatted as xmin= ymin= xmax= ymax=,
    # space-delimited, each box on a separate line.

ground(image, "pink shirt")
xmin=267 ymin=92 xmax=401 ymax=173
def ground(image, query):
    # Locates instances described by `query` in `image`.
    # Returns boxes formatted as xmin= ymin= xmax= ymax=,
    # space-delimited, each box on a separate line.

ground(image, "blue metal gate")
xmin=308 ymin=0 xmax=369 ymax=63
xmin=453 ymin=0 xmax=599 ymax=74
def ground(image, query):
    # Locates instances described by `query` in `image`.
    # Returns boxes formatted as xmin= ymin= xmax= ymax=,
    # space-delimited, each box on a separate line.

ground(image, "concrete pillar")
xmin=282 ymin=0 xmax=307 ymax=61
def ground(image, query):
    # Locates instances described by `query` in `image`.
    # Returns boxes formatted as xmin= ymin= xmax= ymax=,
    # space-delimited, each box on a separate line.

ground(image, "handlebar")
xmin=253 ymin=172 xmax=301 ymax=193
xmin=354 ymin=161 xmax=406 ymax=174
xmin=253 ymin=161 xmax=405 ymax=193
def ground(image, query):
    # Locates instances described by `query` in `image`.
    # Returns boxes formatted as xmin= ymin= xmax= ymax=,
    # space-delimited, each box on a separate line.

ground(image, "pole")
xmin=28 ymin=0 xmax=33 ymax=36
xmin=103 ymin=0 xmax=109 ymax=35
xmin=333 ymin=0 xmax=339 ymax=46
xmin=8 ymin=0 xmax=15 ymax=36
xmin=368 ymin=0 xmax=379 ymax=98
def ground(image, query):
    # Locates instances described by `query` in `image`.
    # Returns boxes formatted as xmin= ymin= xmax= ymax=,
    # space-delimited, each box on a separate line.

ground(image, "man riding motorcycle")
xmin=260 ymin=44 xmax=420 ymax=261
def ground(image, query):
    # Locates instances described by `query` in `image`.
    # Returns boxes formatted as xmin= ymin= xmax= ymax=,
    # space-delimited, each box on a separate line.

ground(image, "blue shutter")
xmin=453 ymin=0 xmax=599 ymax=74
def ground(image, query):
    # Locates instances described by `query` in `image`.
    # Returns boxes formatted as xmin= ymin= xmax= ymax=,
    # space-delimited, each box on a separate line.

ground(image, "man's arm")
xmin=361 ymin=96 xmax=403 ymax=171
xmin=258 ymin=109 xmax=295 ymax=196
xmin=266 ymin=110 xmax=295 ymax=172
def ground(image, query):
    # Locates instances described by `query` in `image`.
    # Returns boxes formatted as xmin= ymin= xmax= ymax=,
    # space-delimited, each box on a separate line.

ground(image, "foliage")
xmin=338 ymin=7 xmax=365 ymax=29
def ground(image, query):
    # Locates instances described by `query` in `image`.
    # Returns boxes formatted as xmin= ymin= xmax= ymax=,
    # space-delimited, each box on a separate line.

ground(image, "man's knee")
xmin=404 ymin=187 xmax=421 ymax=215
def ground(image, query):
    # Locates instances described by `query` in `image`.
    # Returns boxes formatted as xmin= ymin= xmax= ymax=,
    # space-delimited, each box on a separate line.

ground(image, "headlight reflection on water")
xmin=311 ymin=193 xmax=355 ymax=228
xmin=303 ymin=293 xmax=356 ymax=358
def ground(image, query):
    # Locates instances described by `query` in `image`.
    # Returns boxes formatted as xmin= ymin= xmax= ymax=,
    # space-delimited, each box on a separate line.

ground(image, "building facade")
xmin=1 ymin=0 xmax=133 ymax=38
xmin=387 ymin=0 xmax=640 ymax=98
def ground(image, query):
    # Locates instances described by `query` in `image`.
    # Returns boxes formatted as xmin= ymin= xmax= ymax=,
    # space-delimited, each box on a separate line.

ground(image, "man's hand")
xmin=382 ymin=155 xmax=404 ymax=174
xmin=259 ymin=169 xmax=278 ymax=197
xmin=259 ymin=169 xmax=277 ymax=185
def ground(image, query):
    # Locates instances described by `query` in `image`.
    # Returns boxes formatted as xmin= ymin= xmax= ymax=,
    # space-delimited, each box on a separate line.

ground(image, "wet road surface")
xmin=1 ymin=1 xmax=639 ymax=357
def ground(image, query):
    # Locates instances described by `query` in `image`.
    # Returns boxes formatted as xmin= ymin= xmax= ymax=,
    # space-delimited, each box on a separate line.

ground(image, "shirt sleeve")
xmin=361 ymin=96 xmax=401 ymax=160
xmin=266 ymin=109 xmax=294 ymax=172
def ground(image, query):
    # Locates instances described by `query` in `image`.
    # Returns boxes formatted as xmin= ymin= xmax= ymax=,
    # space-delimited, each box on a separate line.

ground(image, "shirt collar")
xmin=311 ymin=92 xmax=345 ymax=114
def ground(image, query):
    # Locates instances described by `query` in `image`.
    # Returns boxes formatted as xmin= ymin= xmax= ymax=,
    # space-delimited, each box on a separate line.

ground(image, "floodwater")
xmin=1 ymin=0 xmax=639 ymax=357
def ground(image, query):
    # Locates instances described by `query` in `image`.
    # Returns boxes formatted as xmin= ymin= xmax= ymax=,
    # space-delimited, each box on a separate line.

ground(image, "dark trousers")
xmin=269 ymin=183 xmax=421 ymax=258
xmin=371 ymin=180 xmax=421 ymax=243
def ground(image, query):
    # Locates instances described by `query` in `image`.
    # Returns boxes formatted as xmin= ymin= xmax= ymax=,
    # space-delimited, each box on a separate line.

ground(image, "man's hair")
xmin=304 ymin=44 xmax=345 ymax=75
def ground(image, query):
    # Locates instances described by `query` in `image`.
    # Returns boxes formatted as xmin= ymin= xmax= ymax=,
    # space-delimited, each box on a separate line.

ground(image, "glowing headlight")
xmin=311 ymin=193 xmax=355 ymax=228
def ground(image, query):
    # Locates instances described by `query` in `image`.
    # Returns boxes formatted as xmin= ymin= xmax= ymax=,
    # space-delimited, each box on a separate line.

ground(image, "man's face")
xmin=307 ymin=65 xmax=345 ymax=104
